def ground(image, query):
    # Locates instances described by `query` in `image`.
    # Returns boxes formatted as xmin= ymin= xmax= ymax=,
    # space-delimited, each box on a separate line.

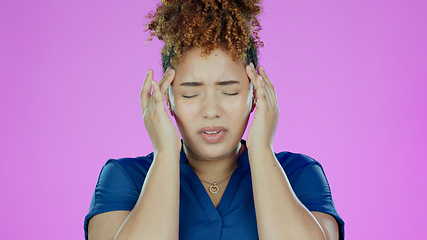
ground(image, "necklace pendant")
xmin=209 ymin=182 xmax=220 ymax=194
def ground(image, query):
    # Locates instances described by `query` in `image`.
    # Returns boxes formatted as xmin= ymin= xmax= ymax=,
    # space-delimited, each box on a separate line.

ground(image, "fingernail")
xmin=146 ymin=69 xmax=150 ymax=76
xmin=259 ymin=66 xmax=264 ymax=72
xmin=249 ymin=62 xmax=255 ymax=70
xmin=166 ymin=67 xmax=171 ymax=74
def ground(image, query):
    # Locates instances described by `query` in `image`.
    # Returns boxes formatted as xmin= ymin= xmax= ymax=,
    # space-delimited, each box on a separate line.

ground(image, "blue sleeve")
xmin=280 ymin=153 xmax=345 ymax=240
xmin=83 ymin=159 xmax=141 ymax=240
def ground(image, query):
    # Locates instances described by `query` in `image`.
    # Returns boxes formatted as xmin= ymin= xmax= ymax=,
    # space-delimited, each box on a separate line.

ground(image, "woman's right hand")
xmin=140 ymin=68 xmax=181 ymax=154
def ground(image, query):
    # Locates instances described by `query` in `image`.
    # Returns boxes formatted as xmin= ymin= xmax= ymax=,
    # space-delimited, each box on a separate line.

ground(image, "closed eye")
xmin=182 ymin=92 xmax=238 ymax=98
xmin=182 ymin=94 xmax=199 ymax=98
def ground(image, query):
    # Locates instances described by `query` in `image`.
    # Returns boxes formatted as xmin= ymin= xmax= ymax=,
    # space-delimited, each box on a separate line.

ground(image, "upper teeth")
xmin=204 ymin=131 xmax=220 ymax=134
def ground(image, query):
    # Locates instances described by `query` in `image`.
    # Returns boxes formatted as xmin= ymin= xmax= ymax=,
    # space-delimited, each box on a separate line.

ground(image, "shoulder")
xmin=108 ymin=152 xmax=154 ymax=172
xmin=275 ymin=151 xmax=345 ymax=238
xmin=84 ymin=154 xmax=154 ymax=240
xmin=104 ymin=152 xmax=155 ymax=174
xmin=275 ymin=151 xmax=318 ymax=165
xmin=275 ymin=151 xmax=322 ymax=176
xmin=95 ymin=154 xmax=153 ymax=196
xmin=274 ymin=151 xmax=332 ymax=198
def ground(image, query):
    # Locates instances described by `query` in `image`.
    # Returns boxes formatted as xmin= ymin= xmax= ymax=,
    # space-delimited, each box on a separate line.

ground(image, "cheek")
xmin=173 ymin=100 xmax=199 ymax=117
xmin=224 ymin=95 xmax=252 ymax=117
xmin=172 ymin=101 xmax=198 ymax=135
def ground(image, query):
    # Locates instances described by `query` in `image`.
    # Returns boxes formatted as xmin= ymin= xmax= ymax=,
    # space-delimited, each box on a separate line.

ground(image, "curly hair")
xmin=145 ymin=0 xmax=264 ymax=72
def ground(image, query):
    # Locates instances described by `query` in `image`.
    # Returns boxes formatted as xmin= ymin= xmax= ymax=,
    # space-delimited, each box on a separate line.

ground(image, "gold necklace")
xmin=200 ymin=175 xmax=232 ymax=194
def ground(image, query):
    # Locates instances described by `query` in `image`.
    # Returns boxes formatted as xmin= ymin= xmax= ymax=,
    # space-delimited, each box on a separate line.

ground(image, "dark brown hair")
xmin=145 ymin=0 xmax=264 ymax=72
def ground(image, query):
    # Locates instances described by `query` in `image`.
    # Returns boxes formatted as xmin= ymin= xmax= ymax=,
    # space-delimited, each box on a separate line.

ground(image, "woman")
xmin=84 ymin=0 xmax=344 ymax=239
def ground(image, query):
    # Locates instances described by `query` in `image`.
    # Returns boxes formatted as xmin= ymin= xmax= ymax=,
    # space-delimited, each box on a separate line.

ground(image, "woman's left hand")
xmin=245 ymin=63 xmax=279 ymax=151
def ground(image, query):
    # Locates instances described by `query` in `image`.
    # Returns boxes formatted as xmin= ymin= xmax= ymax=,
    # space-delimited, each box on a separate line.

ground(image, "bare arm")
xmin=87 ymin=152 xmax=180 ymax=240
xmin=312 ymin=211 xmax=339 ymax=240
xmin=88 ymin=211 xmax=130 ymax=240
xmin=88 ymin=68 xmax=181 ymax=240
xmin=249 ymin=149 xmax=326 ymax=240
xmin=114 ymin=150 xmax=180 ymax=240
xmin=246 ymin=63 xmax=331 ymax=239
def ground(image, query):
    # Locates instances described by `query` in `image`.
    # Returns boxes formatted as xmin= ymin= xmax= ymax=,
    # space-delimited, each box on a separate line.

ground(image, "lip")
xmin=198 ymin=126 xmax=228 ymax=144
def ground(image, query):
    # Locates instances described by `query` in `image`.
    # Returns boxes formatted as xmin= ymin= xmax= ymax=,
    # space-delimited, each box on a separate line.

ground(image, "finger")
xmin=247 ymin=63 xmax=269 ymax=104
xmin=159 ymin=68 xmax=176 ymax=95
xmin=258 ymin=76 xmax=278 ymax=114
xmin=257 ymin=65 xmax=277 ymax=100
xmin=141 ymin=69 xmax=154 ymax=110
xmin=256 ymin=69 xmax=275 ymax=104
xmin=260 ymin=78 xmax=278 ymax=111
xmin=246 ymin=63 xmax=259 ymax=89
xmin=258 ymin=67 xmax=278 ymax=107
xmin=246 ymin=63 xmax=266 ymax=109
xmin=158 ymin=67 xmax=170 ymax=88
xmin=152 ymin=80 xmax=163 ymax=105
xmin=254 ymin=75 xmax=266 ymax=106
xmin=263 ymin=80 xmax=277 ymax=108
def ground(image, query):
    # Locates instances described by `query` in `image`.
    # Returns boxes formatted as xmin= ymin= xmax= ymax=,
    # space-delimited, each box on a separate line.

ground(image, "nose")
xmin=202 ymin=93 xmax=222 ymax=119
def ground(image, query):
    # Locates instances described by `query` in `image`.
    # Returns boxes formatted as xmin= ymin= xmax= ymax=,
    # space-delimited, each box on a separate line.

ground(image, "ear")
xmin=250 ymin=97 xmax=256 ymax=113
xmin=165 ymin=90 xmax=175 ymax=117
xmin=250 ymin=85 xmax=257 ymax=113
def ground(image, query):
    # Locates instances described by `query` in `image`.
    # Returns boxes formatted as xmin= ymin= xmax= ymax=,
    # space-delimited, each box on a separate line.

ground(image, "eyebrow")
xmin=217 ymin=80 xmax=240 ymax=86
xmin=179 ymin=80 xmax=241 ymax=87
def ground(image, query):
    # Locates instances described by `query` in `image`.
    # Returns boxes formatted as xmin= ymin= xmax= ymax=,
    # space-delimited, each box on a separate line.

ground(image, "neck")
xmin=184 ymin=142 xmax=245 ymax=182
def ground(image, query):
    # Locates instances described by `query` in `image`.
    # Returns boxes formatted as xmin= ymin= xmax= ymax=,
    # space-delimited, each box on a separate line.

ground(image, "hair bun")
xmin=146 ymin=0 xmax=263 ymax=66
xmin=160 ymin=0 xmax=180 ymax=4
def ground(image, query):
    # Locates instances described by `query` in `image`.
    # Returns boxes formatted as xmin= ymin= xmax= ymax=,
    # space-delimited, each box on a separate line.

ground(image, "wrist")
xmin=154 ymin=148 xmax=181 ymax=160
xmin=154 ymin=139 xmax=182 ymax=154
xmin=247 ymin=145 xmax=274 ymax=159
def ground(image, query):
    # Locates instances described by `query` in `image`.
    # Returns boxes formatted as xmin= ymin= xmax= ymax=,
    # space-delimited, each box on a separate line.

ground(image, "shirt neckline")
xmin=179 ymin=139 xmax=250 ymax=218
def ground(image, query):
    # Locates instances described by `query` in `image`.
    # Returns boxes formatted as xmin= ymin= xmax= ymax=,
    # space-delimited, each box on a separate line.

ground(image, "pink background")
xmin=1 ymin=0 xmax=426 ymax=239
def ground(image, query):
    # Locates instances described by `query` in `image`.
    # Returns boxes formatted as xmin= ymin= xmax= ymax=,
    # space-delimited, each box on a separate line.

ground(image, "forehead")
xmin=174 ymin=47 xmax=246 ymax=84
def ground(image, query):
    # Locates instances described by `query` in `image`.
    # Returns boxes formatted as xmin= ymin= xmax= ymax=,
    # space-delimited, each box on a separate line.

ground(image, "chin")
xmin=184 ymin=137 xmax=241 ymax=161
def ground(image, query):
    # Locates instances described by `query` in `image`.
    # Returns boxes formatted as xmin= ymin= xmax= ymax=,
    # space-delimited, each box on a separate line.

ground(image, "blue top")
xmin=84 ymin=142 xmax=345 ymax=239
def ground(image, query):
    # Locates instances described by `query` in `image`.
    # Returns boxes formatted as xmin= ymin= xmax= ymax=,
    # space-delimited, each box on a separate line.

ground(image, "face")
xmin=168 ymin=47 xmax=254 ymax=161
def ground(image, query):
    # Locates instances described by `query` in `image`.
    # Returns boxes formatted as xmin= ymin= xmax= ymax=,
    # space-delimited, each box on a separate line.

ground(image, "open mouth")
xmin=199 ymin=127 xmax=227 ymax=143
xmin=204 ymin=130 xmax=221 ymax=134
